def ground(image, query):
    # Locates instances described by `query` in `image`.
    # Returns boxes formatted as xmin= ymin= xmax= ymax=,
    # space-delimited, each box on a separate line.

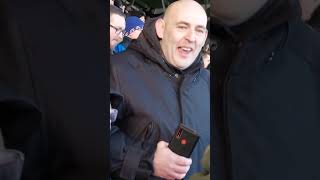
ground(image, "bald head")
xmin=155 ymin=0 xmax=208 ymax=70
xmin=164 ymin=0 xmax=207 ymax=22
xmin=212 ymin=0 xmax=268 ymax=26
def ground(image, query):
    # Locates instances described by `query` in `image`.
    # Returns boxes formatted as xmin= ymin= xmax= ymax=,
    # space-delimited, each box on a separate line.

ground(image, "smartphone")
xmin=168 ymin=124 xmax=200 ymax=158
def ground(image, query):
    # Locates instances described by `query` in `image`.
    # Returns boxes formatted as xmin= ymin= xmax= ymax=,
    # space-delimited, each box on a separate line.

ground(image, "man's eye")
xmin=196 ymin=29 xmax=206 ymax=34
xmin=178 ymin=26 xmax=187 ymax=30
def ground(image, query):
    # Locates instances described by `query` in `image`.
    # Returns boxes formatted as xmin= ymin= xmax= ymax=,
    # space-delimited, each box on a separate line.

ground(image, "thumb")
xmin=157 ymin=141 xmax=169 ymax=148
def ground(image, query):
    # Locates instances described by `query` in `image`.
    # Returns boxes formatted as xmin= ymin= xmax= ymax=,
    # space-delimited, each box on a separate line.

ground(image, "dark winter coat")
xmin=1 ymin=0 xmax=108 ymax=180
xmin=110 ymin=17 xmax=210 ymax=180
xmin=212 ymin=0 xmax=320 ymax=180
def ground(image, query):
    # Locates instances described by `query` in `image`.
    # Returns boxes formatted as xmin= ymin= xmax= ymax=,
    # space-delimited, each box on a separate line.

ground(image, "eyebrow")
xmin=176 ymin=21 xmax=207 ymax=30
xmin=117 ymin=27 xmax=124 ymax=31
xmin=112 ymin=25 xmax=124 ymax=30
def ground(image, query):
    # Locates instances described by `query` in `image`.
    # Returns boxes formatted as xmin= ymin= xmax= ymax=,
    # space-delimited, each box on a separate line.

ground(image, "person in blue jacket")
xmin=114 ymin=16 xmax=144 ymax=54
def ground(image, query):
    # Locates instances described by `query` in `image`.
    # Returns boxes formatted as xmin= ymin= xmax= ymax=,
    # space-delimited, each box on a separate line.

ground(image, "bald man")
xmin=110 ymin=0 xmax=209 ymax=179
xmin=212 ymin=0 xmax=320 ymax=180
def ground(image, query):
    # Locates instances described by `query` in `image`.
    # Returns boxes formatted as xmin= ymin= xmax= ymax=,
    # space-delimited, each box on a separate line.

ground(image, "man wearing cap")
xmin=110 ymin=0 xmax=209 ymax=179
xmin=114 ymin=16 xmax=144 ymax=54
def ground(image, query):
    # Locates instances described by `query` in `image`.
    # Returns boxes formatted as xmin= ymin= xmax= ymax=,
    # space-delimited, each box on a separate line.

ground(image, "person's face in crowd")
xmin=202 ymin=42 xmax=210 ymax=68
xmin=110 ymin=14 xmax=125 ymax=50
xmin=202 ymin=52 xmax=210 ymax=68
xmin=300 ymin=0 xmax=320 ymax=21
xmin=139 ymin=16 xmax=146 ymax=23
xmin=156 ymin=0 xmax=208 ymax=70
xmin=128 ymin=29 xmax=143 ymax=40
xmin=120 ymin=5 xmax=125 ymax=12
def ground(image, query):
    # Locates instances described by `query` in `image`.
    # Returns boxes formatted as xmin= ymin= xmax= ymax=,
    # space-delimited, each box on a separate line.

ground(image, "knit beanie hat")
xmin=124 ymin=16 xmax=144 ymax=36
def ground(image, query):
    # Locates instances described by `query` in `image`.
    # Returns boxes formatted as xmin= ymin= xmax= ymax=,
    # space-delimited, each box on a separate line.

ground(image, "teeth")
xmin=181 ymin=47 xmax=192 ymax=51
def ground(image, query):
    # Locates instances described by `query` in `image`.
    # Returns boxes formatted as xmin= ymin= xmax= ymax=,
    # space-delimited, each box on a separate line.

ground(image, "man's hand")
xmin=153 ymin=141 xmax=192 ymax=180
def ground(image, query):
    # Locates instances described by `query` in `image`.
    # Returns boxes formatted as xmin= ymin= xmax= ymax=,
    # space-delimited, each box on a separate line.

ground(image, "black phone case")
xmin=168 ymin=124 xmax=200 ymax=158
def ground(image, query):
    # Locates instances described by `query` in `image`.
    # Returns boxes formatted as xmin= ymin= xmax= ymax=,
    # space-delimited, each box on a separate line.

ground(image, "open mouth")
xmin=178 ymin=46 xmax=193 ymax=57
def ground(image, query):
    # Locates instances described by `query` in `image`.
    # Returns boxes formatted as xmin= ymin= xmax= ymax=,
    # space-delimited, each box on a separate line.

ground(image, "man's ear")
xmin=155 ymin=18 xmax=165 ymax=39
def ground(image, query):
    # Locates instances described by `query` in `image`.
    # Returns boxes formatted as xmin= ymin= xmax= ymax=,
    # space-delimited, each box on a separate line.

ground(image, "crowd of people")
xmin=1 ymin=0 xmax=320 ymax=179
xmin=109 ymin=0 xmax=211 ymax=68
xmin=109 ymin=0 xmax=145 ymax=54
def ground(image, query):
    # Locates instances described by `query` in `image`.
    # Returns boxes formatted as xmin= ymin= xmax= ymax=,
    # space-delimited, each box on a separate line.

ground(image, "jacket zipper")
xmin=177 ymin=75 xmax=184 ymax=124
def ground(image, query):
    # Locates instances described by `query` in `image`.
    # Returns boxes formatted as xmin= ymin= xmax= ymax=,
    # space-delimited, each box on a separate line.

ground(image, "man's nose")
xmin=118 ymin=32 xmax=124 ymax=39
xmin=185 ymin=30 xmax=196 ymax=42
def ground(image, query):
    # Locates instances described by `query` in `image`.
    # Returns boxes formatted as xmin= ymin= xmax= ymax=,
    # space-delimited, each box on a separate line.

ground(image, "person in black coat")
xmin=0 ymin=0 xmax=108 ymax=180
xmin=110 ymin=0 xmax=210 ymax=179
xmin=211 ymin=0 xmax=320 ymax=180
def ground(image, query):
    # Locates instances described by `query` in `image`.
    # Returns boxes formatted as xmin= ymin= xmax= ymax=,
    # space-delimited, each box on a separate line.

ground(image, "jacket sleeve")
xmin=110 ymin=61 xmax=159 ymax=180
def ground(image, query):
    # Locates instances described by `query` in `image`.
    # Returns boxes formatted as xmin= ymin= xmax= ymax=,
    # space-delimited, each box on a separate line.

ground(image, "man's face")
xmin=110 ymin=14 xmax=125 ymax=50
xmin=202 ymin=52 xmax=210 ymax=68
xmin=156 ymin=2 xmax=208 ymax=70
